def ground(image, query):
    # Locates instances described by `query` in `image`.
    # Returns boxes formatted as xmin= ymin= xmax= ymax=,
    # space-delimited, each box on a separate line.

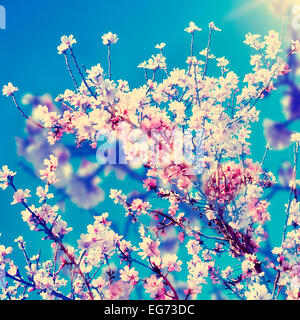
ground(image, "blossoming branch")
xmin=0 ymin=21 xmax=299 ymax=300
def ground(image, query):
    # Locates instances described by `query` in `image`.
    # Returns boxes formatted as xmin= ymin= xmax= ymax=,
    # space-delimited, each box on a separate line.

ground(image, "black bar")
xmin=0 ymin=300 xmax=297 ymax=318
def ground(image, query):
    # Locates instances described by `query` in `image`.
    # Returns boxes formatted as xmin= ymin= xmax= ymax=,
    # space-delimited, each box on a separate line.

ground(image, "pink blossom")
xmin=184 ymin=21 xmax=202 ymax=33
xmin=120 ymin=266 xmax=139 ymax=285
xmin=11 ymin=189 xmax=31 ymax=205
xmin=0 ymin=165 xmax=16 ymax=190
xmin=101 ymin=32 xmax=118 ymax=45
xmin=144 ymin=275 xmax=165 ymax=299
xmin=57 ymin=35 xmax=76 ymax=54
xmin=139 ymin=236 xmax=160 ymax=259
xmin=2 ymin=82 xmax=18 ymax=97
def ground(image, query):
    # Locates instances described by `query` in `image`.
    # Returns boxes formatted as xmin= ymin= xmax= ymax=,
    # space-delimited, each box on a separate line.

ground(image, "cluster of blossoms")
xmin=12 ymin=92 xmax=142 ymax=211
xmin=2 ymin=83 xmax=18 ymax=97
xmin=57 ymin=35 xmax=77 ymax=55
xmin=0 ymin=20 xmax=299 ymax=300
xmin=101 ymin=32 xmax=118 ymax=46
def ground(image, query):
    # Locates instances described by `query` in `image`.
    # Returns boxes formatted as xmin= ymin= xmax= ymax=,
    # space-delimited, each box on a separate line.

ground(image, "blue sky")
xmin=0 ymin=0 xmax=291 ymax=299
